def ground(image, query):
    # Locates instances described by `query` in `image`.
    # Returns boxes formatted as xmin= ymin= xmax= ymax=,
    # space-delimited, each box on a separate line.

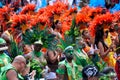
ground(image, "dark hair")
xmin=82 ymin=30 xmax=86 ymax=36
xmin=55 ymin=20 xmax=59 ymax=25
xmin=52 ymin=20 xmax=59 ymax=30
xmin=21 ymin=0 xmax=28 ymax=6
xmin=21 ymin=0 xmax=24 ymax=6
xmin=101 ymin=8 xmax=107 ymax=14
xmin=104 ymin=30 xmax=109 ymax=38
xmin=94 ymin=27 xmax=108 ymax=49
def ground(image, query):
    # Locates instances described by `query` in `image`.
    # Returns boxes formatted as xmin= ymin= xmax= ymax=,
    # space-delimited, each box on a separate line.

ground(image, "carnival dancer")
xmin=74 ymin=36 xmax=89 ymax=67
xmin=82 ymin=29 xmax=105 ymax=71
xmin=94 ymin=27 xmax=115 ymax=67
xmin=56 ymin=46 xmax=82 ymax=80
xmin=24 ymin=39 xmax=47 ymax=79
xmin=109 ymin=24 xmax=119 ymax=44
xmin=49 ymin=20 xmax=62 ymax=38
xmin=25 ymin=40 xmax=46 ymax=67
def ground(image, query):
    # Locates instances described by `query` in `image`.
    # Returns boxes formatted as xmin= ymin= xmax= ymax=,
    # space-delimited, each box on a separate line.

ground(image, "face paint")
xmin=65 ymin=49 xmax=74 ymax=60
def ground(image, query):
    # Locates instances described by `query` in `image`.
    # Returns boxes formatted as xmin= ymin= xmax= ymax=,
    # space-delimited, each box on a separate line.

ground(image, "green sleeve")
xmin=18 ymin=74 xmax=24 ymax=80
xmin=0 ymin=59 xmax=4 ymax=67
xmin=56 ymin=65 xmax=65 ymax=75
xmin=8 ymin=56 xmax=11 ymax=63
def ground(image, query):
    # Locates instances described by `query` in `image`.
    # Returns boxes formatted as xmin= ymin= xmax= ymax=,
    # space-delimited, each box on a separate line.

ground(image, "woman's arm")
xmin=98 ymin=42 xmax=110 ymax=58
xmin=48 ymin=50 xmax=58 ymax=63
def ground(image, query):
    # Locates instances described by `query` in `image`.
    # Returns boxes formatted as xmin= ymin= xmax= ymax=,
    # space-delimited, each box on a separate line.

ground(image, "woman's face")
xmin=83 ymin=30 xmax=90 ymax=39
xmin=104 ymin=31 xmax=108 ymax=39
xmin=56 ymin=21 xmax=62 ymax=29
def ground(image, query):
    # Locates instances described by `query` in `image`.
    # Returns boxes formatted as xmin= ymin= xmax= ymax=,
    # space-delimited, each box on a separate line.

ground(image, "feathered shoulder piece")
xmin=76 ymin=13 xmax=90 ymax=25
xmin=80 ymin=7 xmax=103 ymax=19
xmin=113 ymin=11 xmax=120 ymax=23
xmin=80 ymin=6 xmax=91 ymax=14
xmin=69 ymin=7 xmax=77 ymax=13
xmin=0 ymin=6 xmax=12 ymax=21
xmin=88 ymin=7 xmax=103 ymax=19
xmin=38 ymin=8 xmax=46 ymax=15
xmin=53 ymin=1 xmax=68 ymax=15
xmin=37 ymin=14 xmax=50 ymax=26
xmin=11 ymin=14 xmax=31 ymax=28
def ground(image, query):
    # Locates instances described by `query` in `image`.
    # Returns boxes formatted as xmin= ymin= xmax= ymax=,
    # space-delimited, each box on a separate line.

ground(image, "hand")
xmin=94 ymin=49 xmax=100 ymax=54
xmin=21 ymin=66 xmax=30 ymax=76
xmin=109 ymin=44 xmax=115 ymax=49
xmin=29 ymin=70 xmax=36 ymax=78
xmin=55 ymin=50 xmax=59 ymax=56
xmin=47 ymin=28 xmax=53 ymax=34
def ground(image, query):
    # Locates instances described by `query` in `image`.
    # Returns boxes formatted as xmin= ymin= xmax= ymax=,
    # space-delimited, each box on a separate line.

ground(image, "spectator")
xmin=109 ymin=3 xmax=120 ymax=13
xmin=21 ymin=0 xmax=29 ymax=6
xmin=82 ymin=65 xmax=103 ymax=80
xmin=10 ymin=0 xmax=22 ymax=14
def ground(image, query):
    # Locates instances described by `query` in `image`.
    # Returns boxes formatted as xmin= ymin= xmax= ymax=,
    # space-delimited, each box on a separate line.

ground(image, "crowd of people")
xmin=1 ymin=0 xmax=120 ymax=80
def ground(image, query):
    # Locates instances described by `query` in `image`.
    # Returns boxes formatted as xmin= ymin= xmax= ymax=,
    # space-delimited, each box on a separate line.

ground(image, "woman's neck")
xmin=54 ymin=28 xmax=60 ymax=32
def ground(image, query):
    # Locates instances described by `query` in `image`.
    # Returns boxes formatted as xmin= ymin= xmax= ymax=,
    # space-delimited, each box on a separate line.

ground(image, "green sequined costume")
xmin=56 ymin=60 xmax=82 ymax=80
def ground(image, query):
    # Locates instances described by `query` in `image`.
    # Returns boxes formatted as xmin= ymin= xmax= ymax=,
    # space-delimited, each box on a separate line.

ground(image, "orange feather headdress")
xmin=0 ymin=6 xmax=12 ymax=21
xmin=20 ymin=4 xmax=36 ymax=14
xmin=89 ymin=12 xmax=113 ymax=37
xmin=11 ymin=14 xmax=31 ymax=28
xmin=76 ymin=13 xmax=90 ymax=25
xmin=113 ymin=11 xmax=120 ymax=23
xmin=53 ymin=1 xmax=68 ymax=15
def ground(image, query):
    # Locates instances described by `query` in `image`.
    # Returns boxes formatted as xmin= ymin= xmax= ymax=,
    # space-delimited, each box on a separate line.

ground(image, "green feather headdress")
xmin=22 ymin=25 xmax=58 ymax=50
